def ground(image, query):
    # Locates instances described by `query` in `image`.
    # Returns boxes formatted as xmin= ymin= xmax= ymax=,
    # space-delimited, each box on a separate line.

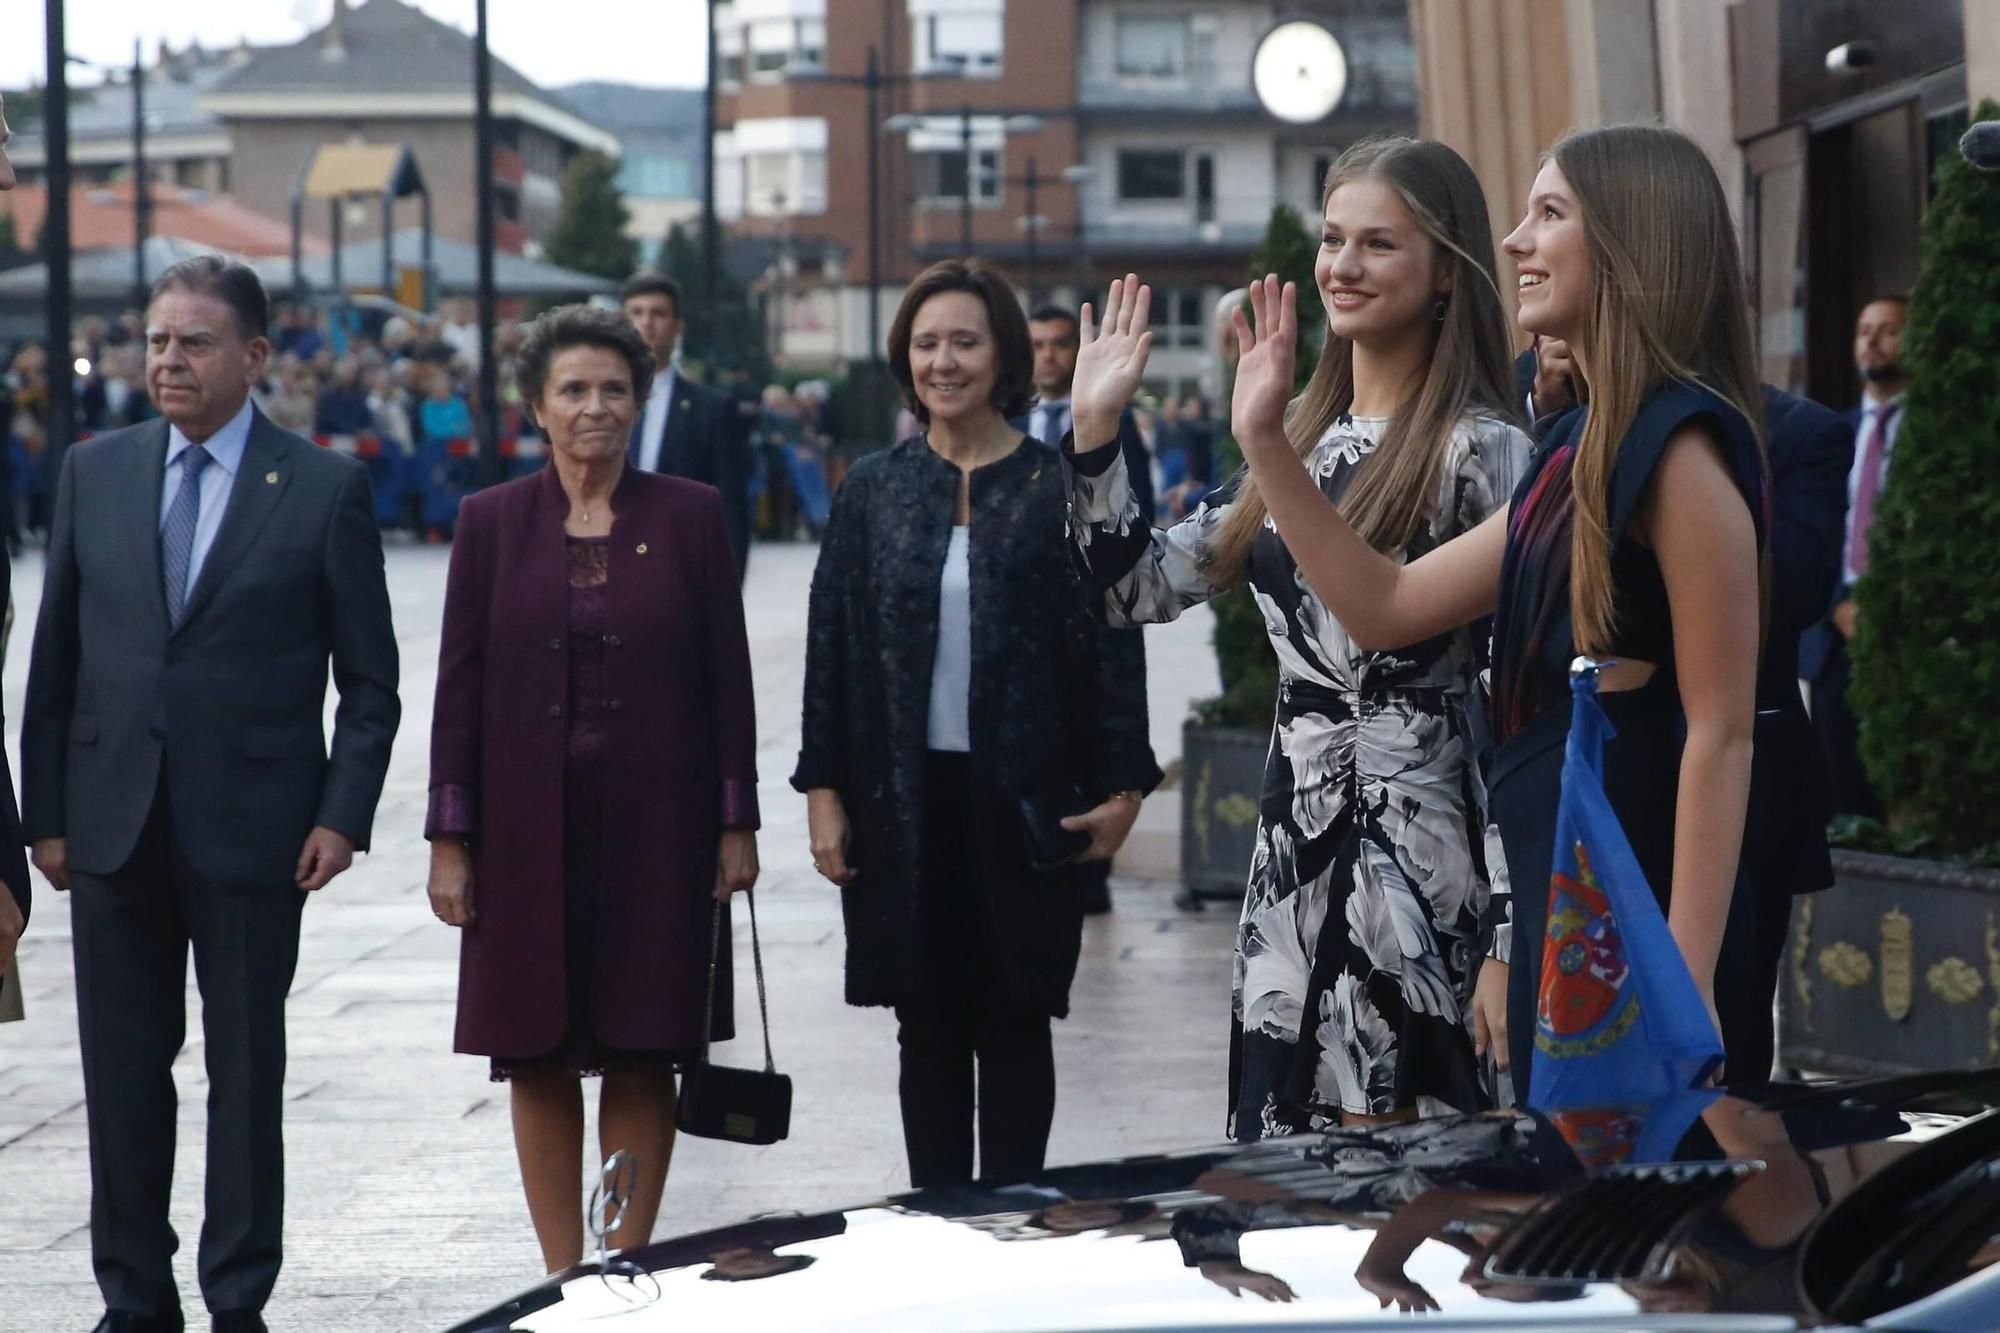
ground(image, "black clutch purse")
xmin=677 ymin=889 xmax=792 ymax=1145
xmin=1016 ymin=788 xmax=1094 ymax=872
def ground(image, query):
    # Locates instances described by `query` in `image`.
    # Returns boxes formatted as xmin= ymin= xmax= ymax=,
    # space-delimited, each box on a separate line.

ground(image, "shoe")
xmin=91 ymin=1313 xmax=184 ymax=1333
xmin=210 ymin=1314 xmax=268 ymax=1333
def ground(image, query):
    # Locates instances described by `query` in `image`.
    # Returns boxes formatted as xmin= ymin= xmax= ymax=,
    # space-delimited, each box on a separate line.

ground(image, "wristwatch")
xmin=1107 ymin=789 xmax=1145 ymax=806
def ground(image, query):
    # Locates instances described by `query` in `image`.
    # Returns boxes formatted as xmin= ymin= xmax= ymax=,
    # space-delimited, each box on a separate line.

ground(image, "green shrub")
xmin=1849 ymin=99 xmax=2000 ymax=858
xmin=1196 ymin=204 xmax=1321 ymax=732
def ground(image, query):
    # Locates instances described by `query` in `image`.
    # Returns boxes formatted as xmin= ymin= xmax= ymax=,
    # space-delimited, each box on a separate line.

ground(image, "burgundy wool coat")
xmin=428 ymin=464 xmax=759 ymax=1058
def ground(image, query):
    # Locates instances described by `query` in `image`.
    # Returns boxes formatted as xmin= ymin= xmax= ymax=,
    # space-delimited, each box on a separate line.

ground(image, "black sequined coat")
xmin=792 ymin=437 xmax=1162 ymax=1016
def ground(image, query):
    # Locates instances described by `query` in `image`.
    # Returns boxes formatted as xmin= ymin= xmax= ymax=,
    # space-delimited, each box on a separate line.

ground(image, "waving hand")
xmin=1230 ymin=274 xmax=1299 ymax=458
xmin=1070 ymin=273 xmax=1154 ymax=453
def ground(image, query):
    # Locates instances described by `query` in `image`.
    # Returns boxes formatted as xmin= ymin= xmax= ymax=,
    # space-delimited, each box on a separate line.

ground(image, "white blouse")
xmin=926 ymin=526 xmax=973 ymax=752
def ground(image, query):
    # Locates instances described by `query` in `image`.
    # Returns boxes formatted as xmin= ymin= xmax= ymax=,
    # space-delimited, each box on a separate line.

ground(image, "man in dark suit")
xmin=1747 ymin=385 xmax=1851 ymax=1041
xmin=620 ymin=273 xmax=751 ymax=579
xmin=1800 ymin=295 xmax=1910 ymax=819
xmin=23 ymin=256 xmax=400 ymax=1333
xmin=1023 ymin=305 xmax=1156 ymax=915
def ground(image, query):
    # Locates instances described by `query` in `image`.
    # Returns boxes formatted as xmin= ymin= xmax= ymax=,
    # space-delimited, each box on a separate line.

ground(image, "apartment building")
xmin=714 ymin=0 xmax=1416 ymax=379
xmin=1415 ymin=0 xmax=1996 ymax=407
xmin=1072 ymin=0 xmax=1416 ymax=387
xmin=12 ymin=0 xmax=617 ymax=259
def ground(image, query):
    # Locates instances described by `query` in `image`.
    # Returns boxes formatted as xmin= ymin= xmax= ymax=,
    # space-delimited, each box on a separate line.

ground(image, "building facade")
xmin=202 ymin=0 xmax=616 ymax=257
xmin=714 ymin=0 xmax=1417 ymax=381
xmin=11 ymin=0 xmax=617 ymax=266
xmin=1413 ymin=0 xmax=1996 ymax=409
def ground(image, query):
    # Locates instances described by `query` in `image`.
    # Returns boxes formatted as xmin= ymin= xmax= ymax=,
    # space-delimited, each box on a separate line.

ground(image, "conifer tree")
xmin=1850 ymin=100 xmax=2000 ymax=857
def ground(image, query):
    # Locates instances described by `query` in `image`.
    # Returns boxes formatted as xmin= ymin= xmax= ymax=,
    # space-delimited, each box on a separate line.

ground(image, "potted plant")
xmin=1780 ymin=102 xmax=2000 ymax=1073
xmin=1180 ymin=205 xmax=1320 ymax=901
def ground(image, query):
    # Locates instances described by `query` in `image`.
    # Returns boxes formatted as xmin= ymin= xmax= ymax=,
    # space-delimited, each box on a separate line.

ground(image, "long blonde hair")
xmin=1209 ymin=137 xmax=1519 ymax=583
xmin=1550 ymin=125 xmax=1768 ymax=654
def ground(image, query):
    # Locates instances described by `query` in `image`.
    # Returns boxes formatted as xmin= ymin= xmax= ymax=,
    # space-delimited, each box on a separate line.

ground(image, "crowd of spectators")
xmin=4 ymin=298 xmax=1209 ymax=554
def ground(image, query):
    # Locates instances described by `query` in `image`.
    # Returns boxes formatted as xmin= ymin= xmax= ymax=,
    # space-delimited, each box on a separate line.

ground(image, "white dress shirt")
xmin=636 ymin=366 xmax=678 ymax=473
xmin=926 ymin=526 xmax=973 ymax=752
xmin=1842 ymin=390 xmax=1904 ymax=584
xmin=160 ymin=396 xmax=255 ymax=595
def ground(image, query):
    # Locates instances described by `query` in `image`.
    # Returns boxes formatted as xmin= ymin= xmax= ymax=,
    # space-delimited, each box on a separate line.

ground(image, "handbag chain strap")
xmin=700 ymin=889 xmax=776 ymax=1073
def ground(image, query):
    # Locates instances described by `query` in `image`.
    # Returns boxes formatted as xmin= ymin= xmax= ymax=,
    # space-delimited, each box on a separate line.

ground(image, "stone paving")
xmin=0 ymin=539 xmax=1234 ymax=1332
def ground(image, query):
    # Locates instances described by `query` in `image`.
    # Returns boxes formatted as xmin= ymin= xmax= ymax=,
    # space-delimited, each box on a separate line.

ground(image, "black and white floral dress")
xmin=1066 ymin=412 xmax=1531 ymax=1135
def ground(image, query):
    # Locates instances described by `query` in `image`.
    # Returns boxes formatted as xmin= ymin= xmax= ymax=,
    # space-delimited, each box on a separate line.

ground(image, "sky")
xmin=4 ymin=0 xmax=708 ymax=93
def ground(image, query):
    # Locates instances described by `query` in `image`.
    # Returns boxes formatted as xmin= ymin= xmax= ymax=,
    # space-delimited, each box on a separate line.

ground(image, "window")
xmin=718 ymin=23 xmax=745 ymax=85
xmin=913 ymin=4 xmax=1002 ymax=76
xmin=1116 ymin=15 xmax=1187 ymax=79
xmin=617 ymin=154 xmax=696 ymax=200
xmin=1117 ymin=149 xmax=1185 ymax=202
xmin=915 ymin=148 xmax=1000 ymax=205
xmin=1170 ymin=288 xmax=1204 ymax=348
xmin=718 ymin=118 xmax=830 ymax=219
xmin=742 ymin=151 xmax=828 ymax=215
xmin=745 ymin=18 xmax=824 ymax=79
xmin=795 ymin=19 xmax=826 ymax=70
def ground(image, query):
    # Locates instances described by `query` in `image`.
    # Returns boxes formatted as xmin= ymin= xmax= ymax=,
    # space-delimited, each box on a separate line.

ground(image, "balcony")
xmin=1077 ymin=65 xmax=1259 ymax=115
xmin=492 ymin=147 xmax=525 ymax=189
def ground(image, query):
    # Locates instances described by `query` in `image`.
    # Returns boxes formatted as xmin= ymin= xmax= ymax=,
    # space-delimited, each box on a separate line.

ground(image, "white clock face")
xmin=1252 ymin=20 xmax=1348 ymax=125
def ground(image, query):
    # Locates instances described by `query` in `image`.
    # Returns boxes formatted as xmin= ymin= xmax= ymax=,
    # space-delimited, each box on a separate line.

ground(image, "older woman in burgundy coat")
xmin=425 ymin=305 xmax=759 ymax=1273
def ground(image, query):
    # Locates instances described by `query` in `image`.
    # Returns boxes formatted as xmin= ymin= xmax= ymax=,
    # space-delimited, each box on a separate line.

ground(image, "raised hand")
xmin=1070 ymin=273 xmax=1154 ymax=452
xmin=1230 ymin=274 xmax=1299 ymax=457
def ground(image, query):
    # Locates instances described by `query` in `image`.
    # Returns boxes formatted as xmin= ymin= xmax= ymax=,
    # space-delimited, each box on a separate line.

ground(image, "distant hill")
xmin=557 ymin=83 xmax=705 ymax=138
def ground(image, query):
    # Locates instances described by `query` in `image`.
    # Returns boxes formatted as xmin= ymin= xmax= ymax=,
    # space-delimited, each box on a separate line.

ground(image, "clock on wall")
xmin=1252 ymin=19 xmax=1348 ymax=124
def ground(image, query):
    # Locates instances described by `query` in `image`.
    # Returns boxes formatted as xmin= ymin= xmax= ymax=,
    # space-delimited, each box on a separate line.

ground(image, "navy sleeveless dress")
xmin=1485 ymin=381 xmax=1771 ymax=1098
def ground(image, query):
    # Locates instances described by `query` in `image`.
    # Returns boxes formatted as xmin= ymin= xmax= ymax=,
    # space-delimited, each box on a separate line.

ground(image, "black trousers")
xmin=69 ymin=783 xmax=306 ymax=1318
xmin=1811 ymin=645 xmax=1883 ymax=819
xmin=893 ymin=753 xmax=1056 ymax=1189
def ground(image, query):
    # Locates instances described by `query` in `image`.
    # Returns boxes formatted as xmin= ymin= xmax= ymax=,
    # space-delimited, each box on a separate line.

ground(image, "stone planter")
xmin=1780 ymin=850 xmax=2000 ymax=1076
xmin=1179 ymin=720 xmax=1268 ymax=904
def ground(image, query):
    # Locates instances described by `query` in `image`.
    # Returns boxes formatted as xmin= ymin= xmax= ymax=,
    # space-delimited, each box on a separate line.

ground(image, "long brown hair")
xmin=1209 ymin=137 xmax=1519 ymax=584
xmin=1549 ymin=125 xmax=1767 ymax=654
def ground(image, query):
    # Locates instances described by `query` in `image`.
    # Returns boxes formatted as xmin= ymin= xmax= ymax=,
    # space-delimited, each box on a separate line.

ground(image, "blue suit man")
xmin=1023 ymin=306 xmax=1154 ymax=914
xmin=1799 ymin=296 xmax=1910 ymax=820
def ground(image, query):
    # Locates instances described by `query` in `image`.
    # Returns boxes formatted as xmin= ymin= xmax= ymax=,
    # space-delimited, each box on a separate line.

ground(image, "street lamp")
xmin=43 ymin=0 xmax=75 ymax=467
xmin=472 ymin=0 xmax=503 ymax=488
xmin=888 ymin=108 xmax=1042 ymax=253
xmin=66 ymin=40 xmax=150 ymax=314
xmin=998 ymin=156 xmax=1087 ymax=308
xmin=1059 ymin=163 xmax=1096 ymax=299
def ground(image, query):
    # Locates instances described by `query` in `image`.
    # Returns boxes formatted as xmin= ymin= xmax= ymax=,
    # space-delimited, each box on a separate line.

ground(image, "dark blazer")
xmin=1016 ymin=403 xmax=1155 ymax=524
xmin=1797 ymin=405 xmax=1863 ymax=686
xmin=641 ymin=373 xmax=749 ymax=580
xmin=1748 ymin=386 xmax=1851 ymax=899
xmin=0 ymin=547 xmax=30 ymax=934
xmin=429 ymin=464 xmax=758 ymax=1057
xmin=791 ymin=438 xmax=1161 ymax=1017
xmin=22 ymin=409 xmax=400 ymax=886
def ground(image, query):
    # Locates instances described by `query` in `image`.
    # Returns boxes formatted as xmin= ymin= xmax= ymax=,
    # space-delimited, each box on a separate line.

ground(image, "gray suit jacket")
xmin=21 ymin=407 xmax=400 ymax=886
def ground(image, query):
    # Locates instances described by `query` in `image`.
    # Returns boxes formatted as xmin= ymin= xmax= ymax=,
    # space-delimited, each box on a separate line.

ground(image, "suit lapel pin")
xmin=678 ymin=397 xmax=690 ymax=411
xmin=636 ymin=542 xmax=649 ymax=555
xmin=265 ymin=471 xmax=279 ymax=484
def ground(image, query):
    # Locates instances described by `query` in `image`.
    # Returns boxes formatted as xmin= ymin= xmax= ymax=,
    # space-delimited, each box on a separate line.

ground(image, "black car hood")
xmin=446 ymin=1073 xmax=2000 ymax=1332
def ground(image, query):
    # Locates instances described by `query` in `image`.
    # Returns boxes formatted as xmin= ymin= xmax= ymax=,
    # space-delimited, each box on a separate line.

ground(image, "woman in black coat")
xmin=793 ymin=261 xmax=1161 ymax=1188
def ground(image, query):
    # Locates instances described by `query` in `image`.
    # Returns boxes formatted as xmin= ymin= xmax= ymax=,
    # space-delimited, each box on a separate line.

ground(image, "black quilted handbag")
xmin=677 ymin=889 xmax=791 ymax=1145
